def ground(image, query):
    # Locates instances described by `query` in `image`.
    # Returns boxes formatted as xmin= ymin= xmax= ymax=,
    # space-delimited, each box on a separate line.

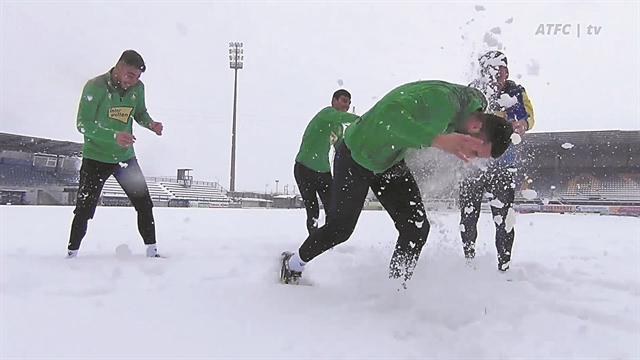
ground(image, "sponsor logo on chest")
xmin=108 ymin=106 xmax=134 ymax=123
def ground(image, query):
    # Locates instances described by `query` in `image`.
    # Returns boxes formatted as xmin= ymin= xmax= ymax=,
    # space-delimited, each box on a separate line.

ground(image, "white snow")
xmin=526 ymin=59 xmax=541 ymax=76
xmin=489 ymin=199 xmax=504 ymax=208
xmin=562 ymin=142 xmax=575 ymax=149
xmin=521 ymin=189 xmax=538 ymax=200
xmin=505 ymin=207 xmax=517 ymax=232
xmin=499 ymin=93 xmax=518 ymax=108
xmin=493 ymin=214 xmax=503 ymax=225
xmin=1 ymin=207 xmax=639 ymax=359
xmin=511 ymin=133 xmax=522 ymax=145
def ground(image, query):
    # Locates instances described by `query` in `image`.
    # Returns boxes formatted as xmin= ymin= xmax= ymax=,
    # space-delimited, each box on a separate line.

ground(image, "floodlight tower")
xmin=229 ymin=42 xmax=244 ymax=192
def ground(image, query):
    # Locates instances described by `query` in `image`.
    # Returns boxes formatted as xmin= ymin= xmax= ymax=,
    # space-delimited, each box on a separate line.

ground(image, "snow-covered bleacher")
xmin=101 ymin=177 xmax=230 ymax=205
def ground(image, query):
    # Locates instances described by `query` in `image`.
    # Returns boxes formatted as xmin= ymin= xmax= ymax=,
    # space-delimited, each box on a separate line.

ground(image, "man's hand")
xmin=512 ymin=120 xmax=528 ymax=136
xmin=116 ymin=132 xmax=136 ymax=147
xmin=432 ymin=133 xmax=486 ymax=162
xmin=150 ymin=121 xmax=163 ymax=136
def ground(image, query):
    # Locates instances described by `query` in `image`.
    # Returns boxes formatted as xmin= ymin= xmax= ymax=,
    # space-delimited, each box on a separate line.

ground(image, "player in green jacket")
xmin=294 ymin=89 xmax=358 ymax=233
xmin=66 ymin=50 xmax=164 ymax=259
xmin=280 ymin=80 xmax=514 ymax=288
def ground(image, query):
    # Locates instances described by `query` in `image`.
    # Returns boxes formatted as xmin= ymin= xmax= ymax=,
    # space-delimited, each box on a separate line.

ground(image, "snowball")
xmin=562 ymin=142 xmax=575 ymax=149
xmin=521 ymin=189 xmax=537 ymax=200
xmin=511 ymin=133 xmax=522 ymax=145
xmin=499 ymin=93 xmax=518 ymax=108
xmin=115 ymin=244 xmax=132 ymax=259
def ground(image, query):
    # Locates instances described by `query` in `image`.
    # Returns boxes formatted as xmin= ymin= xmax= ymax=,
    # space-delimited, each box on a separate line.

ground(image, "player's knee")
xmin=73 ymin=205 xmax=96 ymax=221
xmin=131 ymin=196 xmax=153 ymax=214
xmin=328 ymin=221 xmax=357 ymax=245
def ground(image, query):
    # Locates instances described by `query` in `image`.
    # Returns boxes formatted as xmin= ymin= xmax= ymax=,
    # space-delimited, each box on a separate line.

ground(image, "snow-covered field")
xmin=1 ymin=206 xmax=638 ymax=359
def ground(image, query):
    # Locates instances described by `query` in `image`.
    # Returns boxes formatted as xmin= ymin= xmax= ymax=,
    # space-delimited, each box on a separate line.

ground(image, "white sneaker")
xmin=66 ymin=250 xmax=78 ymax=259
xmin=146 ymin=244 xmax=164 ymax=258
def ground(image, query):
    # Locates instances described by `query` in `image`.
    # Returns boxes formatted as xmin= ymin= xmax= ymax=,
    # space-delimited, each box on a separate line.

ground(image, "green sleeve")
xmin=76 ymin=82 xmax=117 ymax=145
xmin=333 ymin=111 xmax=358 ymax=141
xmin=391 ymin=90 xmax=455 ymax=148
xmin=134 ymin=83 xmax=153 ymax=129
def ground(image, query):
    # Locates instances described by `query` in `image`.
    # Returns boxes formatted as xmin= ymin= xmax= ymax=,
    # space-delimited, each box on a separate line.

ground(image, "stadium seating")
xmin=100 ymin=177 xmax=231 ymax=205
xmin=102 ymin=177 xmax=173 ymax=200
xmin=159 ymin=181 xmax=230 ymax=204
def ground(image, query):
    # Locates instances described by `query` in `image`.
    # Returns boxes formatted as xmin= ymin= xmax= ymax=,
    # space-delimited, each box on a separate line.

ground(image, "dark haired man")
xmin=66 ymin=50 xmax=164 ymax=259
xmin=281 ymin=80 xmax=514 ymax=288
xmin=460 ymin=50 xmax=535 ymax=272
xmin=294 ymin=89 xmax=359 ymax=233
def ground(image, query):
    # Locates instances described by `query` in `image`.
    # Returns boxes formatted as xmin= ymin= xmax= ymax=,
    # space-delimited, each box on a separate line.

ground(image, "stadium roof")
xmin=0 ymin=132 xmax=83 ymax=157
xmin=524 ymin=130 xmax=639 ymax=148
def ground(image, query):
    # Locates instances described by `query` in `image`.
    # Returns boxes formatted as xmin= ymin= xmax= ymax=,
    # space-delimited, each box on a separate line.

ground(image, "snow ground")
xmin=1 ymin=206 xmax=639 ymax=359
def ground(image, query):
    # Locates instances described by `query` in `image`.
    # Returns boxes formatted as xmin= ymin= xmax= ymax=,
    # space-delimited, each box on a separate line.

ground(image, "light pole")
xmin=229 ymin=42 xmax=244 ymax=192
xmin=275 ymin=179 xmax=279 ymax=195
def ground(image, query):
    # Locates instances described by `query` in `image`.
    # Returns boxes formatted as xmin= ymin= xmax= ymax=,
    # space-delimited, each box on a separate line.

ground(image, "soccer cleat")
xmin=280 ymin=251 xmax=302 ymax=285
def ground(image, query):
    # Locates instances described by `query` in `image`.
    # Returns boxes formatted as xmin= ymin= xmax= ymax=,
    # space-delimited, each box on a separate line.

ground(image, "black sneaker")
xmin=280 ymin=251 xmax=302 ymax=285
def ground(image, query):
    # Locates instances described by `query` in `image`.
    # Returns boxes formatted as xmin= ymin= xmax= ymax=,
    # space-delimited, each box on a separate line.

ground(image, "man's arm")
xmin=133 ymin=83 xmax=153 ymax=129
xmin=76 ymin=82 xmax=117 ymax=144
xmin=521 ymin=90 xmax=535 ymax=130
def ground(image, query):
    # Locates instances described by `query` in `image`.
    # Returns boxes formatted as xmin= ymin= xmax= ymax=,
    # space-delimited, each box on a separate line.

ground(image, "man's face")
xmin=113 ymin=62 xmax=142 ymax=90
xmin=332 ymin=95 xmax=351 ymax=112
xmin=495 ymin=66 xmax=508 ymax=91
xmin=461 ymin=115 xmax=495 ymax=158
xmin=483 ymin=65 xmax=508 ymax=92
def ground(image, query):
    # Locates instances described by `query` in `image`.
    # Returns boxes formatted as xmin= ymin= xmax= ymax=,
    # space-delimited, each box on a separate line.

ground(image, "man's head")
xmin=112 ymin=50 xmax=146 ymax=90
xmin=458 ymin=111 xmax=514 ymax=158
xmin=479 ymin=50 xmax=508 ymax=91
xmin=331 ymin=89 xmax=351 ymax=112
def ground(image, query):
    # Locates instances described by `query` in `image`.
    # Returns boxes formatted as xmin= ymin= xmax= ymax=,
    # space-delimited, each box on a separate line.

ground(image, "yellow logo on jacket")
xmin=108 ymin=107 xmax=133 ymax=123
xmin=330 ymin=131 xmax=338 ymax=144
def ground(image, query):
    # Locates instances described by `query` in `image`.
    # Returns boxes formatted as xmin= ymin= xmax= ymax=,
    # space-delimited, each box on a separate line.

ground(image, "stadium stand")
xmin=516 ymin=130 xmax=639 ymax=205
xmin=1 ymin=129 xmax=637 ymax=213
xmin=0 ymin=132 xmax=231 ymax=207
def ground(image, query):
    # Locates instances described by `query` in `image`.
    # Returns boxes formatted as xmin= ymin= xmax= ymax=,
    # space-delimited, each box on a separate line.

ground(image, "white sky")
xmin=1 ymin=1 xmax=638 ymax=192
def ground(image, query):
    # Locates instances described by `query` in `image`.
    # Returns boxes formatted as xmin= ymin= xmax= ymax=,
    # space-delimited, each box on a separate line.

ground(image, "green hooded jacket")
xmin=344 ymin=80 xmax=487 ymax=173
xmin=76 ymin=69 xmax=154 ymax=164
xmin=295 ymin=106 xmax=359 ymax=173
